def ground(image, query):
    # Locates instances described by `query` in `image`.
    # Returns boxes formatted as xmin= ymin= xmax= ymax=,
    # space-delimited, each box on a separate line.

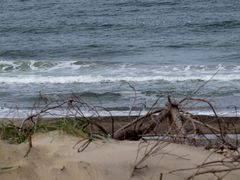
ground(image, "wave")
xmin=0 ymin=60 xmax=239 ymax=72
xmin=184 ymin=20 xmax=240 ymax=32
xmin=202 ymin=20 xmax=240 ymax=30
xmin=0 ymin=61 xmax=239 ymax=84
xmin=0 ymin=60 xmax=96 ymax=72
xmin=72 ymin=91 xmax=122 ymax=98
xmin=0 ymin=73 xmax=239 ymax=84
xmin=0 ymin=107 xmax=238 ymax=118
xmin=0 ymin=107 xmax=146 ymax=118
xmin=115 ymin=1 xmax=178 ymax=7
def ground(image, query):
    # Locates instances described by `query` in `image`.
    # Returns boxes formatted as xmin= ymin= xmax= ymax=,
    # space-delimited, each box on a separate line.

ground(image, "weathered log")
xmin=167 ymin=97 xmax=186 ymax=136
xmin=113 ymin=108 xmax=164 ymax=140
xmin=114 ymin=97 xmax=188 ymax=140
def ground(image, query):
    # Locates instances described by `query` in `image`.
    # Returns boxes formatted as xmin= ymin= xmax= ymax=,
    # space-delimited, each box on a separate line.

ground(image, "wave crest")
xmin=0 ymin=74 xmax=239 ymax=84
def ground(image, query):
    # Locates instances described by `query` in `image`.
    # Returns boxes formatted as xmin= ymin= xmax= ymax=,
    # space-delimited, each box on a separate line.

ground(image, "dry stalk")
xmin=24 ymin=135 xmax=32 ymax=158
xmin=187 ymin=167 xmax=240 ymax=180
xmin=170 ymin=147 xmax=240 ymax=179
xmin=73 ymin=138 xmax=93 ymax=152
xmin=20 ymin=100 xmax=71 ymax=129
xmin=17 ymin=95 xmax=110 ymax=156
xmin=126 ymin=82 xmax=137 ymax=118
xmin=131 ymin=139 xmax=170 ymax=177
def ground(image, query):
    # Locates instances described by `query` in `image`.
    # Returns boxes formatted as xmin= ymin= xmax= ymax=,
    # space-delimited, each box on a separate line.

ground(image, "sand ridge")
xmin=0 ymin=131 xmax=239 ymax=180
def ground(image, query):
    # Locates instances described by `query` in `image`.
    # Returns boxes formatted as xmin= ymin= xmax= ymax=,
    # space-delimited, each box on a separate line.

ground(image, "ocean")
xmin=0 ymin=0 xmax=240 ymax=117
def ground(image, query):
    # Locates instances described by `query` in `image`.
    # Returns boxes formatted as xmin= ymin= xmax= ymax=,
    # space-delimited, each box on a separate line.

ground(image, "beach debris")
xmin=1 ymin=82 xmax=240 ymax=180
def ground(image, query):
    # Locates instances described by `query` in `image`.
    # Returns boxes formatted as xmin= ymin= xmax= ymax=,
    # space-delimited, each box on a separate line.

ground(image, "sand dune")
xmin=0 ymin=131 xmax=239 ymax=180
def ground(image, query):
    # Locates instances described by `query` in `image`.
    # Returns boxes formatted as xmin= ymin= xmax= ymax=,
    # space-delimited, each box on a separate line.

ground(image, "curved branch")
xmin=179 ymin=97 xmax=218 ymax=117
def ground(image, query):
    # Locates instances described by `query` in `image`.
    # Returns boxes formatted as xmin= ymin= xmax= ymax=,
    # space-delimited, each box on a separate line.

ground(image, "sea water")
xmin=0 ymin=0 xmax=240 ymax=117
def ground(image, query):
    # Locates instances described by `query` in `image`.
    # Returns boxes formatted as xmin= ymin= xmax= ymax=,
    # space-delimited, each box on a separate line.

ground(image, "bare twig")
xmin=24 ymin=135 xmax=32 ymax=158
xmin=126 ymin=82 xmax=137 ymax=117
xmin=187 ymin=167 xmax=240 ymax=180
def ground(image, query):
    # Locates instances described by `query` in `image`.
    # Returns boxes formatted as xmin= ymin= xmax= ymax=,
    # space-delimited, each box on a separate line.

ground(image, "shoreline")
xmin=1 ymin=115 xmax=240 ymax=134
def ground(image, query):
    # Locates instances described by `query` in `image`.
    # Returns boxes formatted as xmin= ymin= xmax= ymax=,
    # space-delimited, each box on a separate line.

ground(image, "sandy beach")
xmin=1 ymin=130 xmax=240 ymax=180
xmin=1 ymin=0 xmax=240 ymax=179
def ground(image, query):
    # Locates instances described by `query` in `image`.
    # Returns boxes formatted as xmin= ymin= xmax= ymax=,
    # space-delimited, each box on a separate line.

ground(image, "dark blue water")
xmin=0 ymin=0 xmax=240 ymax=117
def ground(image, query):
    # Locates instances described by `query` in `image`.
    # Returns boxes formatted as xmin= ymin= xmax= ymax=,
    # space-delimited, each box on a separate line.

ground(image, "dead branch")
xmin=179 ymin=97 xmax=218 ymax=117
xmin=187 ymin=167 xmax=240 ymax=180
xmin=126 ymin=82 xmax=137 ymax=117
xmin=180 ymin=70 xmax=219 ymax=103
xmin=20 ymin=100 xmax=70 ymax=129
xmin=131 ymin=140 xmax=170 ymax=177
xmin=24 ymin=135 xmax=32 ymax=158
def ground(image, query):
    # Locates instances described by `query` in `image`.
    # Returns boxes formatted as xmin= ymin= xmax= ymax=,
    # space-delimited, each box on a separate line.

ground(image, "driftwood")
xmin=114 ymin=95 xmax=238 ymax=152
xmin=114 ymin=96 xmax=188 ymax=140
xmin=127 ymin=95 xmax=240 ymax=179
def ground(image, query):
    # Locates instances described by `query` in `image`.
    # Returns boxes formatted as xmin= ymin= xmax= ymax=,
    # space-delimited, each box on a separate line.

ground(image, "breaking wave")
xmin=0 ymin=74 xmax=239 ymax=84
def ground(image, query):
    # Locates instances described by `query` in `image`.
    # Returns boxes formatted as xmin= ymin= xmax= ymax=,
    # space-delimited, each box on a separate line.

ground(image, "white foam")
xmin=1 ymin=61 xmax=239 ymax=81
xmin=0 ymin=60 xmax=95 ymax=72
xmin=0 ymin=61 xmax=239 ymax=84
xmin=0 ymin=106 xmax=147 ymax=118
xmin=0 ymin=73 xmax=239 ymax=84
xmin=0 ymin=107 xmax=238 ymax=118
xmin=188 ymin=110 xmax=240 ymax=117
xmin=233 ymin=66 xmax=240 ymax=70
